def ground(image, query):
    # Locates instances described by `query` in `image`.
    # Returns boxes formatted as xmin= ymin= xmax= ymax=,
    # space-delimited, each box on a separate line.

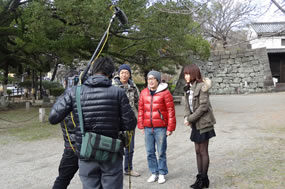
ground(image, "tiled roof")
xmin=251 ymin=22 xmax=285 ymax=36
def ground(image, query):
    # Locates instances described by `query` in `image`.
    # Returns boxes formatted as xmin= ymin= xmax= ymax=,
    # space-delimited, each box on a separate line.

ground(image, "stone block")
xmin=236 ymin=53 xmax=244 ymax=58
xmin=221 ymin=54 xmax=230 ymax=59
xmin=235 ymin=58 xmax=242 ymax=63
xmin=227 ymin=59 xmax=235 ymax=64
xmin=233 ymin=78 xmax=242 ymax=83
xmin=26 ymin=101 xmax=30 ymax=110
xmin=39 ymin=108 xmax=46 ymax=123
xmin=244 ymin=51 xmax=254 ymax=57
xmin=242 ymin=57 xmax=249 ymax=63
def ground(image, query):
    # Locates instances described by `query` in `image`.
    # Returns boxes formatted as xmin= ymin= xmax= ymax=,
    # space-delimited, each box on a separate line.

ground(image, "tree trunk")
xmin=32 ymin=70 xmax=36 ymax=99
xmin=144 ymin=70 xmax=148 ymax=87
xmin=3 ymin=62 xmax=8 ymax=85
xmin=173 ymin=66 xmax=186 ymax=96
xmin=2 ymin=62 xmax=8 ymax=96
xmin=51 ymin=63 xmax=59 ymax=81
xmin=39 ymin=71 xmax=42 ymax=99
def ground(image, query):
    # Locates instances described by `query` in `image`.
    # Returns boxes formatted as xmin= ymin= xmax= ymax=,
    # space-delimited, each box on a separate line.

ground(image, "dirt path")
xmin=0 ymin=92 xmax=285 ymax=189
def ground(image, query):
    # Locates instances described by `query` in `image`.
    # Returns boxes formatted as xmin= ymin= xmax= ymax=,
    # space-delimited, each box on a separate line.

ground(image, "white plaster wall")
xmin=251 ymin=36 xmax=285 ymax=49
xmin=248 ymin=26 xmax=285 ymax=49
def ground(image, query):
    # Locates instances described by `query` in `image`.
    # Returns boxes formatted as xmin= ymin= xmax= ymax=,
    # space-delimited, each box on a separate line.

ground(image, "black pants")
xmin=53 ymin=148 xmax=79 ymax=189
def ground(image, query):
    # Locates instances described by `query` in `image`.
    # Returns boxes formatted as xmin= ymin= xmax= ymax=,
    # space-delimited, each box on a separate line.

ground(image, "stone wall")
xmin=174 ymin=47 xmax=274 ymax=95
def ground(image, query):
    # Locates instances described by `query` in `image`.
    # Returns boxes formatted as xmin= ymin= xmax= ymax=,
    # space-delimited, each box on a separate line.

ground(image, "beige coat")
xmin=184 ymin=79 xmax=216 ymax=130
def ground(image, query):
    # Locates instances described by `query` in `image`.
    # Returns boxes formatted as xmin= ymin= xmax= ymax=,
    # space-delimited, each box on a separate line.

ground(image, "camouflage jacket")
xmin=112 ymin=76 xmax=140 ymax=112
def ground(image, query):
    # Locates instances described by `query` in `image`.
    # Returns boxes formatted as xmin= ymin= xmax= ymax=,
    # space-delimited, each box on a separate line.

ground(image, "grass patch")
xmin=0 ymin=107 xmax=61 ymax=142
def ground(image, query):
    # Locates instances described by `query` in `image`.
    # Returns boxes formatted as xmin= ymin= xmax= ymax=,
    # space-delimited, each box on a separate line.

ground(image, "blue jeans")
xmin=144 ymin=127 xmax=168 ymax=175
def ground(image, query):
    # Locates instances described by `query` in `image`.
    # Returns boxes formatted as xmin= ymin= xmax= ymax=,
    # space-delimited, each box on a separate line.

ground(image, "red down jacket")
xmin=138 ymin=83 xmax=176 ymax=132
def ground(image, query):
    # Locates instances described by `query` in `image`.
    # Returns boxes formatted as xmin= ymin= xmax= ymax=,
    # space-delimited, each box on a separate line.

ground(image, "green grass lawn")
xmin=0 ymin=107 xmax=61 ymax=143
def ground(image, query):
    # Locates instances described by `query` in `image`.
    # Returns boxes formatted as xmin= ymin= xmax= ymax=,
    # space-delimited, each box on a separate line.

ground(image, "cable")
xmin=125 ymin=130 xmax=134 ymax=189
xmin=64 ymin=119 xmax=76 ymax=152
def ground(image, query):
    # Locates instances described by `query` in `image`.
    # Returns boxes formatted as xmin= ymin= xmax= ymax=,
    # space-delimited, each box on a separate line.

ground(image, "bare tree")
xmin=155 ymin=0 xmax=261 ymax=49
xmin=199 ymin=0 xmax=259 ymax=48
xmin=271 ymin=0 xmax=285 ymax=14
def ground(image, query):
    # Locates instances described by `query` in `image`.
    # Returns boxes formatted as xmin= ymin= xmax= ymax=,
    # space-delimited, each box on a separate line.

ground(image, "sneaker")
xmin=147 ymin=174 xmax=158 ymax=183
xmin=158 ymin=174 xmax=166 ymax=184
xmin=124 ymin=170 xmax=141 ymax=177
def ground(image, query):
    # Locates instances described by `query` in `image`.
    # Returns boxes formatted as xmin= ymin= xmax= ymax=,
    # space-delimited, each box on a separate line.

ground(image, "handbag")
xmin=76 ymin=85 xmax=122 ymax=163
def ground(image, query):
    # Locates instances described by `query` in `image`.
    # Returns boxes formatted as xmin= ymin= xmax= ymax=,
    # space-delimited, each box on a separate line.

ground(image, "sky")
xmin=251 ymin=0 xmax=285 ymax=22
xmin=149 ymin=0 xmax=285 ymax=22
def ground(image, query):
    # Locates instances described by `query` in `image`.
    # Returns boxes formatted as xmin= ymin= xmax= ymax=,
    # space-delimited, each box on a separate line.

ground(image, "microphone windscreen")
xmin=115 ymin=7 xmax=128 ymax=25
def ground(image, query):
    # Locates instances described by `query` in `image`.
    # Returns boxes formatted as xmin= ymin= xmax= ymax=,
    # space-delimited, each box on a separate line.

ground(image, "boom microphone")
xmin=115 ymin=7 xmax=128 ymax=25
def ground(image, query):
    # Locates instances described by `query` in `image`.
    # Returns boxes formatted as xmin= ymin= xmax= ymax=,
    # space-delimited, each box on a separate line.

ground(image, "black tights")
xmin=194 ymin=140 xmax=209 ymax=177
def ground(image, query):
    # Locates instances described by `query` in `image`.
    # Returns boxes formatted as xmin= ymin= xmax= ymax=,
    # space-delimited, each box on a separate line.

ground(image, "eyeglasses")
xmin=147 ymin=77 xmax=157 ymax=81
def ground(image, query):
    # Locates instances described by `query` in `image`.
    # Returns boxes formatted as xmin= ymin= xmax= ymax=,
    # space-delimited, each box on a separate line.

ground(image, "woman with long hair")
xmin=183 ymin=64 xmax=216 ymax=189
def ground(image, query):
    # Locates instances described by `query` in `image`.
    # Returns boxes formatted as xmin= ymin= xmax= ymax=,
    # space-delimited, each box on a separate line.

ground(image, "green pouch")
xmin=80 ymin=132 xmax=122 ymax=163
xmin=76 ymin=85 xmax=122 ymax=163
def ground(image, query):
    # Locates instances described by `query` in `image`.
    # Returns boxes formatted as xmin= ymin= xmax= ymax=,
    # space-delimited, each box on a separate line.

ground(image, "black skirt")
xmin=190 ymin=124 xmax=216 ymax=143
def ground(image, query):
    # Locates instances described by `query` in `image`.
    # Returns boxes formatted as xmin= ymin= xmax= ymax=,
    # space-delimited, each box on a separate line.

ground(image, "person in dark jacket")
xmin=183 ymin=64 xmax=216 ymax=189
xmin=138 ymin=70 xmax=176 ymax=184
xmin=52 ymin=72 xmax=79 ymax=189
xmin=49 ymin=57 xmax=137 ymax=189
xmin=112 ymin=64 xmax=141 ymax=177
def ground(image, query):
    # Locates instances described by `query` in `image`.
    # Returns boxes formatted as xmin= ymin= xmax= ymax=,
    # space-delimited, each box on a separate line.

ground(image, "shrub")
xmin=42 ymin=80 xmax=62 ymax=90
xmin=18 ymin=80 xmax=32 ymax=89
xmin=49 ymin=87 xmax=65 ymax=97
xmin=7 ymin=89 xmax=12 ymax=96
xmin=136 ymin=83 xmax=146 ymax=92
xmin=169 ymin=83 xmax=176 ymax=94
xmin=19 ymin=80 xmax=62 ymax=91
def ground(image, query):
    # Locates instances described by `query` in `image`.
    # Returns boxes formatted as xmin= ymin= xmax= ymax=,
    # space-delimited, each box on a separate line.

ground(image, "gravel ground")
xmin=0 ymin=92 xmax=285 ymax=189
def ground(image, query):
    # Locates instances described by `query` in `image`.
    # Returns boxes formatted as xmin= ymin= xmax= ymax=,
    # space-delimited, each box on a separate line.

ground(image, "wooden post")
xmin=39 ymin=108 xmax=45 ymax=122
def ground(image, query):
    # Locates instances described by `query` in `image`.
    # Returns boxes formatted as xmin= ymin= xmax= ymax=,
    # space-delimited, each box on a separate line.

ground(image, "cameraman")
xmin=49 ymin=57 xmax=137 ymax=189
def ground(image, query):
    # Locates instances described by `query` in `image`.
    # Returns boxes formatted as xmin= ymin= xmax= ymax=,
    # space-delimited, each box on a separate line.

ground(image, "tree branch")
xmin=271 ymin=0 xmax=285 ymax=14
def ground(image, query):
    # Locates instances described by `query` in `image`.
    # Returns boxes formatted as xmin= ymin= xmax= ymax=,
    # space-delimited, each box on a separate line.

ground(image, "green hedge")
xmin=169 ymin=84 xmax=176 ymax=94
xmin=19 ymin=80 xmax=62 ymax=90
xmin=136 ymin=83 xmax=146 ymax=92
xmin=18 ymin=80 xmax=33 ymax=89
xmin=42 ymin=80 xmax=62 ymax=89
xmin=49 ymin=87 xmax=65 ymax=97
xmin=7 ymin=89 xmax=12 ymax=95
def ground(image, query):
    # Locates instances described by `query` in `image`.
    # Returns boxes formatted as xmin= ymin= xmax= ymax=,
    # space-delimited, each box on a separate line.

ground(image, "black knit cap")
xmin=118 ymin=64 xmax=131 ymax=77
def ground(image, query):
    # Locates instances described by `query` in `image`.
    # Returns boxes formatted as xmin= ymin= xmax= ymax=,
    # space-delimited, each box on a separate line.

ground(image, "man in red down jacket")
xmin=138 ymin=70 xmax=176 ymax=184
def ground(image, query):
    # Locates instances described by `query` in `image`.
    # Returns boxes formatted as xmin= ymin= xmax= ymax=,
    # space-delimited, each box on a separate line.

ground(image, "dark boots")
xmin=190 ymin=174 xmax=201 ymax=188
xmin=192 ymin=175 xmax=209 ymax=189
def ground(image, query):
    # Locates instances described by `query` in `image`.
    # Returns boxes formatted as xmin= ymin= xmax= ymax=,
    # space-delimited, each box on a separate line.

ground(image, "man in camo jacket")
xmin=112 ymin=64 xmax=140 ymax=177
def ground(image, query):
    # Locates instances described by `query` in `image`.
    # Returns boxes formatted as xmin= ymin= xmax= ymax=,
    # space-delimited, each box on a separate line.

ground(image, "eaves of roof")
xmin=267 ymin=48 xmax=285 ymax=53
xmin=251 ymin=22 xmax=285 ymax=36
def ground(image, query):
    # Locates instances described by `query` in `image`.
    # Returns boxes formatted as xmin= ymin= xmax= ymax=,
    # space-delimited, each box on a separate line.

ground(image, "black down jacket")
xmin=49 ymin=75 xmax=137 ymax=153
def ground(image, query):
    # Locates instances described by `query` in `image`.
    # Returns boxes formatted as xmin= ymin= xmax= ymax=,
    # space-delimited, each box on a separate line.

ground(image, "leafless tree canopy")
xmin=199 ymin=0 xmax=258 ymax=48
xmin=271 ymin=0 xmax=285 ymax=14
xmin=154 ymin=0 xmax=262 ymax=49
